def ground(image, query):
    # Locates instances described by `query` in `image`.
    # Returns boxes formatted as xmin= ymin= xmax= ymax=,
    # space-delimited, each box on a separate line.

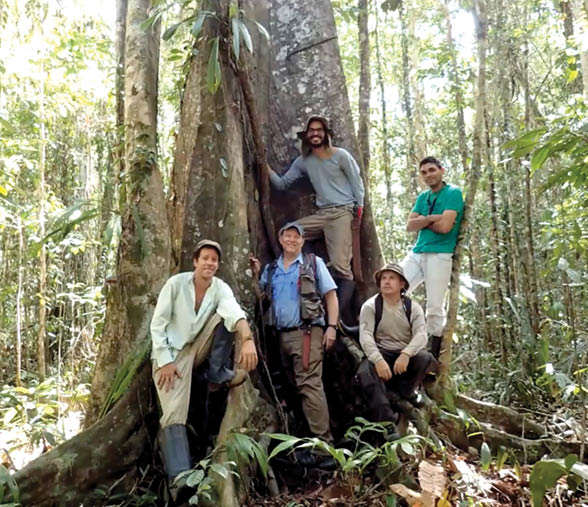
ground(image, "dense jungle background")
xmin=0 ymin=0 xmax=587 ymax=505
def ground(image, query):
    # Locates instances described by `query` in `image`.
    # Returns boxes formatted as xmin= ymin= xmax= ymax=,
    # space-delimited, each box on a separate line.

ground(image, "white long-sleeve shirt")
xmin=150 ymin=272 xmax=247 ymax=368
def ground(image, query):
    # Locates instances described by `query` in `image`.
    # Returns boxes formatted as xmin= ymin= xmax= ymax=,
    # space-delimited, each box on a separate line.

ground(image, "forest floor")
xmin=245 ymin=446 xmax=586 ymax=506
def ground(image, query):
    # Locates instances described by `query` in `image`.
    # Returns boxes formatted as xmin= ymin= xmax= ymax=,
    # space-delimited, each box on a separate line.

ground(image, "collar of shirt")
xmin=277 ymin=252 xmax=305 ymax=272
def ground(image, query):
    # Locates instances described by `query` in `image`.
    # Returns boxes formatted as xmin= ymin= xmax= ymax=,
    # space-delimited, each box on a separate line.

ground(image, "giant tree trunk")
xmin=86 ymin=0 xmax=171 ymax=424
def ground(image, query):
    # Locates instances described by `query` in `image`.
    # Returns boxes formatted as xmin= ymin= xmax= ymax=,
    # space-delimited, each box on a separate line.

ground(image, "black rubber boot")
xmin=334 ymin=277 xmax=356 ymax=325
xmin=430 ymin=335 xmax=442 ymax=360
xmin=160 ymin=424 xmax=192 ymax=481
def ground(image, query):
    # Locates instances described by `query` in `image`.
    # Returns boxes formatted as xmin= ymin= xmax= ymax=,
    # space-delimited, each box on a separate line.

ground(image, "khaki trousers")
xmin=153 ymin=313 xmax=222 ymax=428
xmin=297 ymin=206 xmax=353 ymax=280
xmin=279 ymin=326 xmax=332 ymax=441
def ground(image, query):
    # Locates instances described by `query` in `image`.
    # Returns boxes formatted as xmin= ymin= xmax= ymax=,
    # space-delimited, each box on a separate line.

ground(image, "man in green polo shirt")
xmin=402 ymin=156 xmax=464 ymax=358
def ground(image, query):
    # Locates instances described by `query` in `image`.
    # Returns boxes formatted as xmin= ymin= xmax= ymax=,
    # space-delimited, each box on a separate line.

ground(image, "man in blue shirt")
xmin=250 ymin=222 xmax=338 ymax=444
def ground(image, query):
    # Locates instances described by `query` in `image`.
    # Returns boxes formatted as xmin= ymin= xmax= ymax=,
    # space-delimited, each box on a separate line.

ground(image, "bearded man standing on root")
xmin=268 ymin=115 xmax=364 ymax=314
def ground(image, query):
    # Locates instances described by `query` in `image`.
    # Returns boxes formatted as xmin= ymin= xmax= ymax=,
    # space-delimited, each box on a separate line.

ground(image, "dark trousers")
xmin=204 ymin=322 xmax=235 ymax=384
xmin=381 ymin=349 xmax=436 ymax=398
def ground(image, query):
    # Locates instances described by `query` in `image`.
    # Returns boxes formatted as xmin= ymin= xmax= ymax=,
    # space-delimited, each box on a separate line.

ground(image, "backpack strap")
xmin=402 ymin=294 xmax=412 ymax=323
xmin=373 ymin=293 xmax=412 ymax=335
xmin=266 ymin=259 xmax=278 ymax=301
xmin=374 ymin=293 xmax=383 ymax=334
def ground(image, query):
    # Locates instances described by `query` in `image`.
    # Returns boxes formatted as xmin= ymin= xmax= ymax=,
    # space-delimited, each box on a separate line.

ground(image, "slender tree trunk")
xmin=570 ymin=0 xmax=588 ymax=97
xmin=37 ymin=65 xmax=47 ymax=380
xmin=399 ymin=0 xmax=418 ymax=195
xmin=16 ymin=216 xmax=23 ymax=387
xmin=443 ymin=0 xmax=468 ymax=172
xmin=521 ymin=25 xmax=540 ymax=335
xmin=437 ymin=0 xmax=487 ymax=386
xmin=374 ymin=10 xmax=392 ymax=210
xmin=485 ymin=130 xmax=507 ymax=361
xmin=86 ymin=0 xmax=171 ymax=425
xmin=357 ymin=0 xmax=371 ymax=174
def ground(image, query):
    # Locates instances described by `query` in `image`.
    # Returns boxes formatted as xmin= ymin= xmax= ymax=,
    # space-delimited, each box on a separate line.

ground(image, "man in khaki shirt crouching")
xmin=359 ymin=263 xmax=436 ymax=410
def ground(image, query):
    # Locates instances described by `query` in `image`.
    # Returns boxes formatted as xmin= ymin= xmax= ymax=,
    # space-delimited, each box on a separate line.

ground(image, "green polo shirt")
xmin=412 ymin=183 xmax=464 ymax=253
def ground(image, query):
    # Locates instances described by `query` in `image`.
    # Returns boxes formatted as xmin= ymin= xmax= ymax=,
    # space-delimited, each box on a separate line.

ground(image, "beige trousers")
xmin=279 ymin=326 xmax=332 ymax=441
xmin=297 ymin=205 xmax=353 ymax=280
xmin=153 ymin=313 xmax=222 ymax=428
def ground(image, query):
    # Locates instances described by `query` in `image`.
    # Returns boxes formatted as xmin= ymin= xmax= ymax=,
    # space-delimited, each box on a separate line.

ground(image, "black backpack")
xmin=373 ymin=292 xmax=412 ymax=333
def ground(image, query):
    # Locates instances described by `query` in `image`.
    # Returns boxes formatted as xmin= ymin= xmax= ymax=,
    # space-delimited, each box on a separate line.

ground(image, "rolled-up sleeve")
xmin=359 ymin=301 xmax=384 ymax=364
xmin=151 ymin=279 xmax=175 ymax=368
xmin=269 ymin=157 xmax=305 ymax=191
xmin=402 ymin=303 xmax=428 ymax=357
xmin=216 ymin=281 xmax=247 ymax=332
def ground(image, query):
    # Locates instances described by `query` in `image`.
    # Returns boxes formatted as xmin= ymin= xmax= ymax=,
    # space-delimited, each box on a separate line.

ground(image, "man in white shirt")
xmin=151 ymin=239 xmax=258 ymax=483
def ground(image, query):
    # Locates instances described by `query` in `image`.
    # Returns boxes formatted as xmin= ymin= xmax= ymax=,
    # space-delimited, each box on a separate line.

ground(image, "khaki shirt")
xmin=359 ymin=294 xmax=427 ymax=364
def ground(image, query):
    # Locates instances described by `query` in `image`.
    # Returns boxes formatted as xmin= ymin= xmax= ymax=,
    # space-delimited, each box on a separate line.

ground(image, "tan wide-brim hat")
xmin=373 ymin=262 xmax=409 ymax=290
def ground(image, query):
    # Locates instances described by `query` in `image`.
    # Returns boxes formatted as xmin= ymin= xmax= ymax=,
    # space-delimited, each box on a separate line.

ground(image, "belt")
xmin=278 ymin=325 xmax=312 ymax=333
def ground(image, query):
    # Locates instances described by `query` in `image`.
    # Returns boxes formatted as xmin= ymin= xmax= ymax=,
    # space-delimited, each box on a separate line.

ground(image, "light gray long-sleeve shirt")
xmin=150 ymin=272 xmax=247 ymax=368
xmin=269 ymin=148 xmax=365 ymax=207
xmin=359 ymin=295 xmax=428 ymax=365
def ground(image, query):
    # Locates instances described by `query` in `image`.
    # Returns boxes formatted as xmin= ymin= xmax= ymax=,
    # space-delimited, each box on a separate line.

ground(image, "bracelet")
xmin=327 ymin=324 xmax=337 ymax=329
xmin=241 ymin=335 xmax=254 ymax=343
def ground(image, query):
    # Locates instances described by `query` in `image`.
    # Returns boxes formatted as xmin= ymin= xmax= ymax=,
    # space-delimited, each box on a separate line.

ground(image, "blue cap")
xmin=279 ymin=221 xmax=304 ymax=237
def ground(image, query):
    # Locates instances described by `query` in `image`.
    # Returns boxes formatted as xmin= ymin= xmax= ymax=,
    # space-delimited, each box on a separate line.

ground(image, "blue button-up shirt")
xmin=259 ymin=253 xmax=337 ymax=329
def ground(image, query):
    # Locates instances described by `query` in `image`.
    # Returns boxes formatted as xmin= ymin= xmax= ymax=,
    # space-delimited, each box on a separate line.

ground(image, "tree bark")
xmin=436 ymin=0 xmax=487 ymax=387
xmin=399 ymin=0 xmax=418 ymax=196
xmin=357 ymin=0 xmax=371 ymax=174
xmin=86 ymin=0 xmax=171 ymax=424
xmin=37 ymin=64 xmax=47 ymax=380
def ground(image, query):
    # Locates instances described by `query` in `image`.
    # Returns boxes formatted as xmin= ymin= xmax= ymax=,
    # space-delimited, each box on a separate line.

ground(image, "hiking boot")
xmin=403 ymin=391 xmax=425 ymax=409
xmin=294 ymin=449 xmax=338 ymax=471
xmin=429 ymin=335 xmax=442 ymax=359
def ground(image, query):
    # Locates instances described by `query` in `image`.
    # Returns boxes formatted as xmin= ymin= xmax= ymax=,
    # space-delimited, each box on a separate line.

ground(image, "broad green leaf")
xmin=400 ymin=441 xmax=414 ymax=455
xmin=210 ymin=463 xmax=229 ymax=479
xmin=442 ymin=390 xmax=456 ymax=414
xmin=480 ymin=442 xmax=491 ymax=471
xmin=163 ymin=21 xmax=182 ymax=41
xmin=231 ymin=17 xmax=240 ymax=60
xmin=238 ymin=20 xmax=253 ymax=53
xmin=496 ymin=446 xmax=508 ymax=470
xmin=529 ymin=460 xmax=567 ymax=507
xmin=191 ymin=12 xmax=207 ymax=38
xmin=252 ymin=20 xmax=270 ymax=40
xmin=220 ymin=158 xmax=228 ymax=177
xmin=268 ymin=439 xmax=299 ymax=460
xmin=186 ymin=469 xmax=204 ymax=488
xmin=206 ymin=37 xmax=221 ymax=94
xmin=530 ymin=144 xmax=553 ymax=172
